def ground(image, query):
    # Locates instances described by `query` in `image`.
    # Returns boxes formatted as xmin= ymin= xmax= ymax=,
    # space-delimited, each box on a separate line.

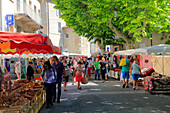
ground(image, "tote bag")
xmin=119 ymin=58 xmax=126 ymax=67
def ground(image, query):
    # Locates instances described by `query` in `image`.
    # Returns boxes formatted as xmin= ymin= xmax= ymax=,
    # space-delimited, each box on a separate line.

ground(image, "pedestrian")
xmin=83 ymin=57 xmax=88 ymax=76
xmin=5 ymin=59 xmax=10 ymax=72
xmin=94 ymin=58 xmax=100 ymax=80
xmin=52 ymin=56 xmax=65 ymax=103
xmin=130 ymin=61 xmax=142 ymax=90
xmin=14 ymin=59 xmax=21 ymax=80
xmin=74 ymin=61 xmax=84 ymax=90
xmin=120 ymin=56 xmax=130 ymax=88
xmin=99 ymin=58 xmax=106 ymax=82
xmin=63 ymin=60 xmax=71 ymax=91
xmin=70 ymin=59 xmax=77 ymax=85
xmin=105 ymin=58 xmax=111 ymax=80
xmin=41 ymin=61 xmax=57 ymax=108
xmin=87 ymin=58 xmax=92 ymax=78
xmin=26 ymin=62 xmax=34 ymax=81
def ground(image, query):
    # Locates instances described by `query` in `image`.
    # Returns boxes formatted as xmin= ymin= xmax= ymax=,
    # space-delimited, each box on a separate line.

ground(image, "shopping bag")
xmin=81 ymin=77 xmax=88 ymax=84
xmin=119 ymin=58 xmax=126 ymax=66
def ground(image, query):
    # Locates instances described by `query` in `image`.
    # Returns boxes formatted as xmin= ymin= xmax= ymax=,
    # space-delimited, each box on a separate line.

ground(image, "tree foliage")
xmin=52 ymin=0 xmax=170 ymax=49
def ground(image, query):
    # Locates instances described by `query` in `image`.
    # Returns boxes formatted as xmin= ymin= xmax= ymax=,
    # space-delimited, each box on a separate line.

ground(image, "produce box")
xmin=0 ymin=80 xmax=45 ymax=113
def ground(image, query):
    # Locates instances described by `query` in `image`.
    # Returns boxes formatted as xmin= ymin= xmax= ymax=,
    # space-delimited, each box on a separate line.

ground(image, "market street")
xmin=39 ymin=76 xmax=170 ymax=113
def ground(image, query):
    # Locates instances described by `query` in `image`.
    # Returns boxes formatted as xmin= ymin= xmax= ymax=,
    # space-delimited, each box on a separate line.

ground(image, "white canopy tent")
xmin=113 ymin=49 xmax=135 ymax=56
xmin=113 ymin=44 xmax=170 ymax=56
xmin=134 ymin=44 xmax=170 ymax=55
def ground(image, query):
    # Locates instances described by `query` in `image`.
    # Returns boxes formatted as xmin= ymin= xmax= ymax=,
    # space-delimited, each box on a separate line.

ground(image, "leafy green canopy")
xmin=52 ymin=0 xmax=170 ymax=47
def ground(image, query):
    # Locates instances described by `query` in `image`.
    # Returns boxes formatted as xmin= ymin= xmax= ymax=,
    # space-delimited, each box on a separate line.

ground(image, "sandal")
xmin=77 ymin=87 xmax=82 ymax=90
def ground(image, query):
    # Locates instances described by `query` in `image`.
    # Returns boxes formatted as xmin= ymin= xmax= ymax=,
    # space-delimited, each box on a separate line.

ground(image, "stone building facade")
xmin=62 ymin=27 xmax=81 ymax=54
xmin=40 ymin=0 xmax=66 ymax=51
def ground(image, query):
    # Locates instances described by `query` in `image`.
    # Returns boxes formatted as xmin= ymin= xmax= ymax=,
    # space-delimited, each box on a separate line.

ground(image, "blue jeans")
xmin=85 ymin=68 xmax=88 ymax=75
xmin=95 ymin=69 xmax=100 ymax=80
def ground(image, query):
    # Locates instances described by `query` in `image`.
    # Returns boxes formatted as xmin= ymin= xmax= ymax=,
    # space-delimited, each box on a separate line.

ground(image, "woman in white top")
xmin=87 ymin=58 xmax=92 ymax=78
xmin=15 ymin=59 xmax=21 ymax=80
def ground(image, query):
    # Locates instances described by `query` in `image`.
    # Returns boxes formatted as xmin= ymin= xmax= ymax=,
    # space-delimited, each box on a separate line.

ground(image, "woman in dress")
xmin=74 ymin=61 xmax=84 ymax=90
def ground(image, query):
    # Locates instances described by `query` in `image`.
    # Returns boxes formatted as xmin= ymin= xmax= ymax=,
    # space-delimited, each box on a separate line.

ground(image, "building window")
xmin=17 ymin=0 xmax=20 ymax=12
xmin=56 ymin=9 xmax=61 ymax=17
xmin=38 ymin=9 xmax=40 ymax=15
xmin=29 ymin=0 xmax=32 ymax=8
xmin=58 ymin=22 xmax=61 ymax=32
xmin=65 ymin=34 xmax=69 ymax=38
xmin=59 ymin=9 xmax=61 ymax=16
xmin=34 ymin=5 xmax=36 ymax=13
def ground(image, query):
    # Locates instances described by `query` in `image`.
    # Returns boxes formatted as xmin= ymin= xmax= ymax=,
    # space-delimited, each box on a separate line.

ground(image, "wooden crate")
xmin=0 ymin=106 xmax=22 ymax=113
xmin=0 ymin=83 xmax=45 ymax=113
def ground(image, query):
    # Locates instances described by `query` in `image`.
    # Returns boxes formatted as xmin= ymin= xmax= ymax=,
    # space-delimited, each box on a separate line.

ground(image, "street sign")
xmin=6 ymin=14 xmax=14 ymax=25
xmin=106 ymin=45 xmax=110 ymax=52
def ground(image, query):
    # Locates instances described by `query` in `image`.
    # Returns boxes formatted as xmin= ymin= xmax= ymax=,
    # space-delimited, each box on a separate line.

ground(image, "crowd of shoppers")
xmin=7 ymin=53 xmax=141 ymax=109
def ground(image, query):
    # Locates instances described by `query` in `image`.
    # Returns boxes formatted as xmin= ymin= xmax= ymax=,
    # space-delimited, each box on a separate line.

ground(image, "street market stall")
xmin=0 ymin=32 xmax=61 ymax=112
xmin=112 ymin=44 xmax=170 ymax=94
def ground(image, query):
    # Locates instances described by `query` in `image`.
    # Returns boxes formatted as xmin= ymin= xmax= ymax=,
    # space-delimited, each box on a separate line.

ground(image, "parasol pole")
xmin=142 ymin=54 xmax=145 ymax=69
xmin=19 ymin=51 xmax=21 ymax=80
xmin=0 ymin=54 xmax=2 ymax=65
xmin=162 ymin=47 xmax=166 ymax=75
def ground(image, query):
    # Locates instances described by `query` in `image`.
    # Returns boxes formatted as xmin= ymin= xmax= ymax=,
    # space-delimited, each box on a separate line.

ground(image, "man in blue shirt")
xmin=83 ymin=57 xmax=88 ymax=76
xmin=52 ymin=56 xmax=65 ymax=103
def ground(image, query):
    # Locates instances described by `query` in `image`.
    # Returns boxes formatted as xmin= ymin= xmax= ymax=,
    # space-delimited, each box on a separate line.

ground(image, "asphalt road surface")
xmin=39 ymin=76 xmax=170 ymax=113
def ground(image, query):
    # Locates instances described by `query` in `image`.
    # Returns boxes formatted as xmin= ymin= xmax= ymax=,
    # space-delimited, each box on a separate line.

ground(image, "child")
xmin=74 ymin=61 xmax=84 ymax=90
xmin=63 ymin=60 xmax=71 ymax=91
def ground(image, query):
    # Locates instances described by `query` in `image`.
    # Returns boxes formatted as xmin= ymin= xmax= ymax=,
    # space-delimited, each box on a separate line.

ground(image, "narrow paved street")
xmin=39 ymin=76 xmax=170 ymax=113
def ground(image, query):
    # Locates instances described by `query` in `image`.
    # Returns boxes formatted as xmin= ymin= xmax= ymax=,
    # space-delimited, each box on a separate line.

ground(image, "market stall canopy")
xmin=0 ymin=41 xmax=59 ymax=55
xmin=113 ymin=49 xmax=135 ymax=56
xmin=0 ymin=32 xmax=61 ymax=55
xmin=134 ymin=44 xmax=170 ymax=55
xmin=0 ymin=32 xmax=46 ymax=44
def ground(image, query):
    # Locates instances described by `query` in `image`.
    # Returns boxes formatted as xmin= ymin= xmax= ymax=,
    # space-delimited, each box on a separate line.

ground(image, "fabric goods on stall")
xmin=144 ymin=76 xmax=170 ymax=93
xmin=151 ymin=56 xmax=170 ymax=76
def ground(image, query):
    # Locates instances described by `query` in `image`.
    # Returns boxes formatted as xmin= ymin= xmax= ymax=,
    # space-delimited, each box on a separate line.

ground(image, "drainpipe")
xmin=47 ymin=0 xmax=50 ymax=37
xmin=0 ymin=0 xmax=2 ymax=31
xmin=150 ymin=34 xmax=153 ymax=46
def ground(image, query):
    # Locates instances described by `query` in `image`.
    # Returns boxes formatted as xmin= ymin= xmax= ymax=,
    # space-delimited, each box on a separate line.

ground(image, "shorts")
xmin=64 ymin=76 xmax=69 ymax=82
xmin=122 ymin=72 xmax=130 ymax=79
xmin=132 ymin=74 xmax=139 ymax=80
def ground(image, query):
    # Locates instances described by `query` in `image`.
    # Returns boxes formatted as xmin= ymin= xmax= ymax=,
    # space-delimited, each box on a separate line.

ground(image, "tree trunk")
xmin=108 ymin=19 xmax=132 ymax=49
xmin=96 ymin=39 xmax=105 ymax=52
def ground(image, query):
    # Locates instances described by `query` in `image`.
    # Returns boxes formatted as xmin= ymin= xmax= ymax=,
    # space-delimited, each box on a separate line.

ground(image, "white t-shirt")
xmin=88 ymin=60 xmax=92 ymax=67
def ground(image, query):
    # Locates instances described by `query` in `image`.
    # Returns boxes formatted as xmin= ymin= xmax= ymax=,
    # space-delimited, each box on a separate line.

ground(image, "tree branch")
xmin=108 ymin=19 xmax=132 ymax=49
